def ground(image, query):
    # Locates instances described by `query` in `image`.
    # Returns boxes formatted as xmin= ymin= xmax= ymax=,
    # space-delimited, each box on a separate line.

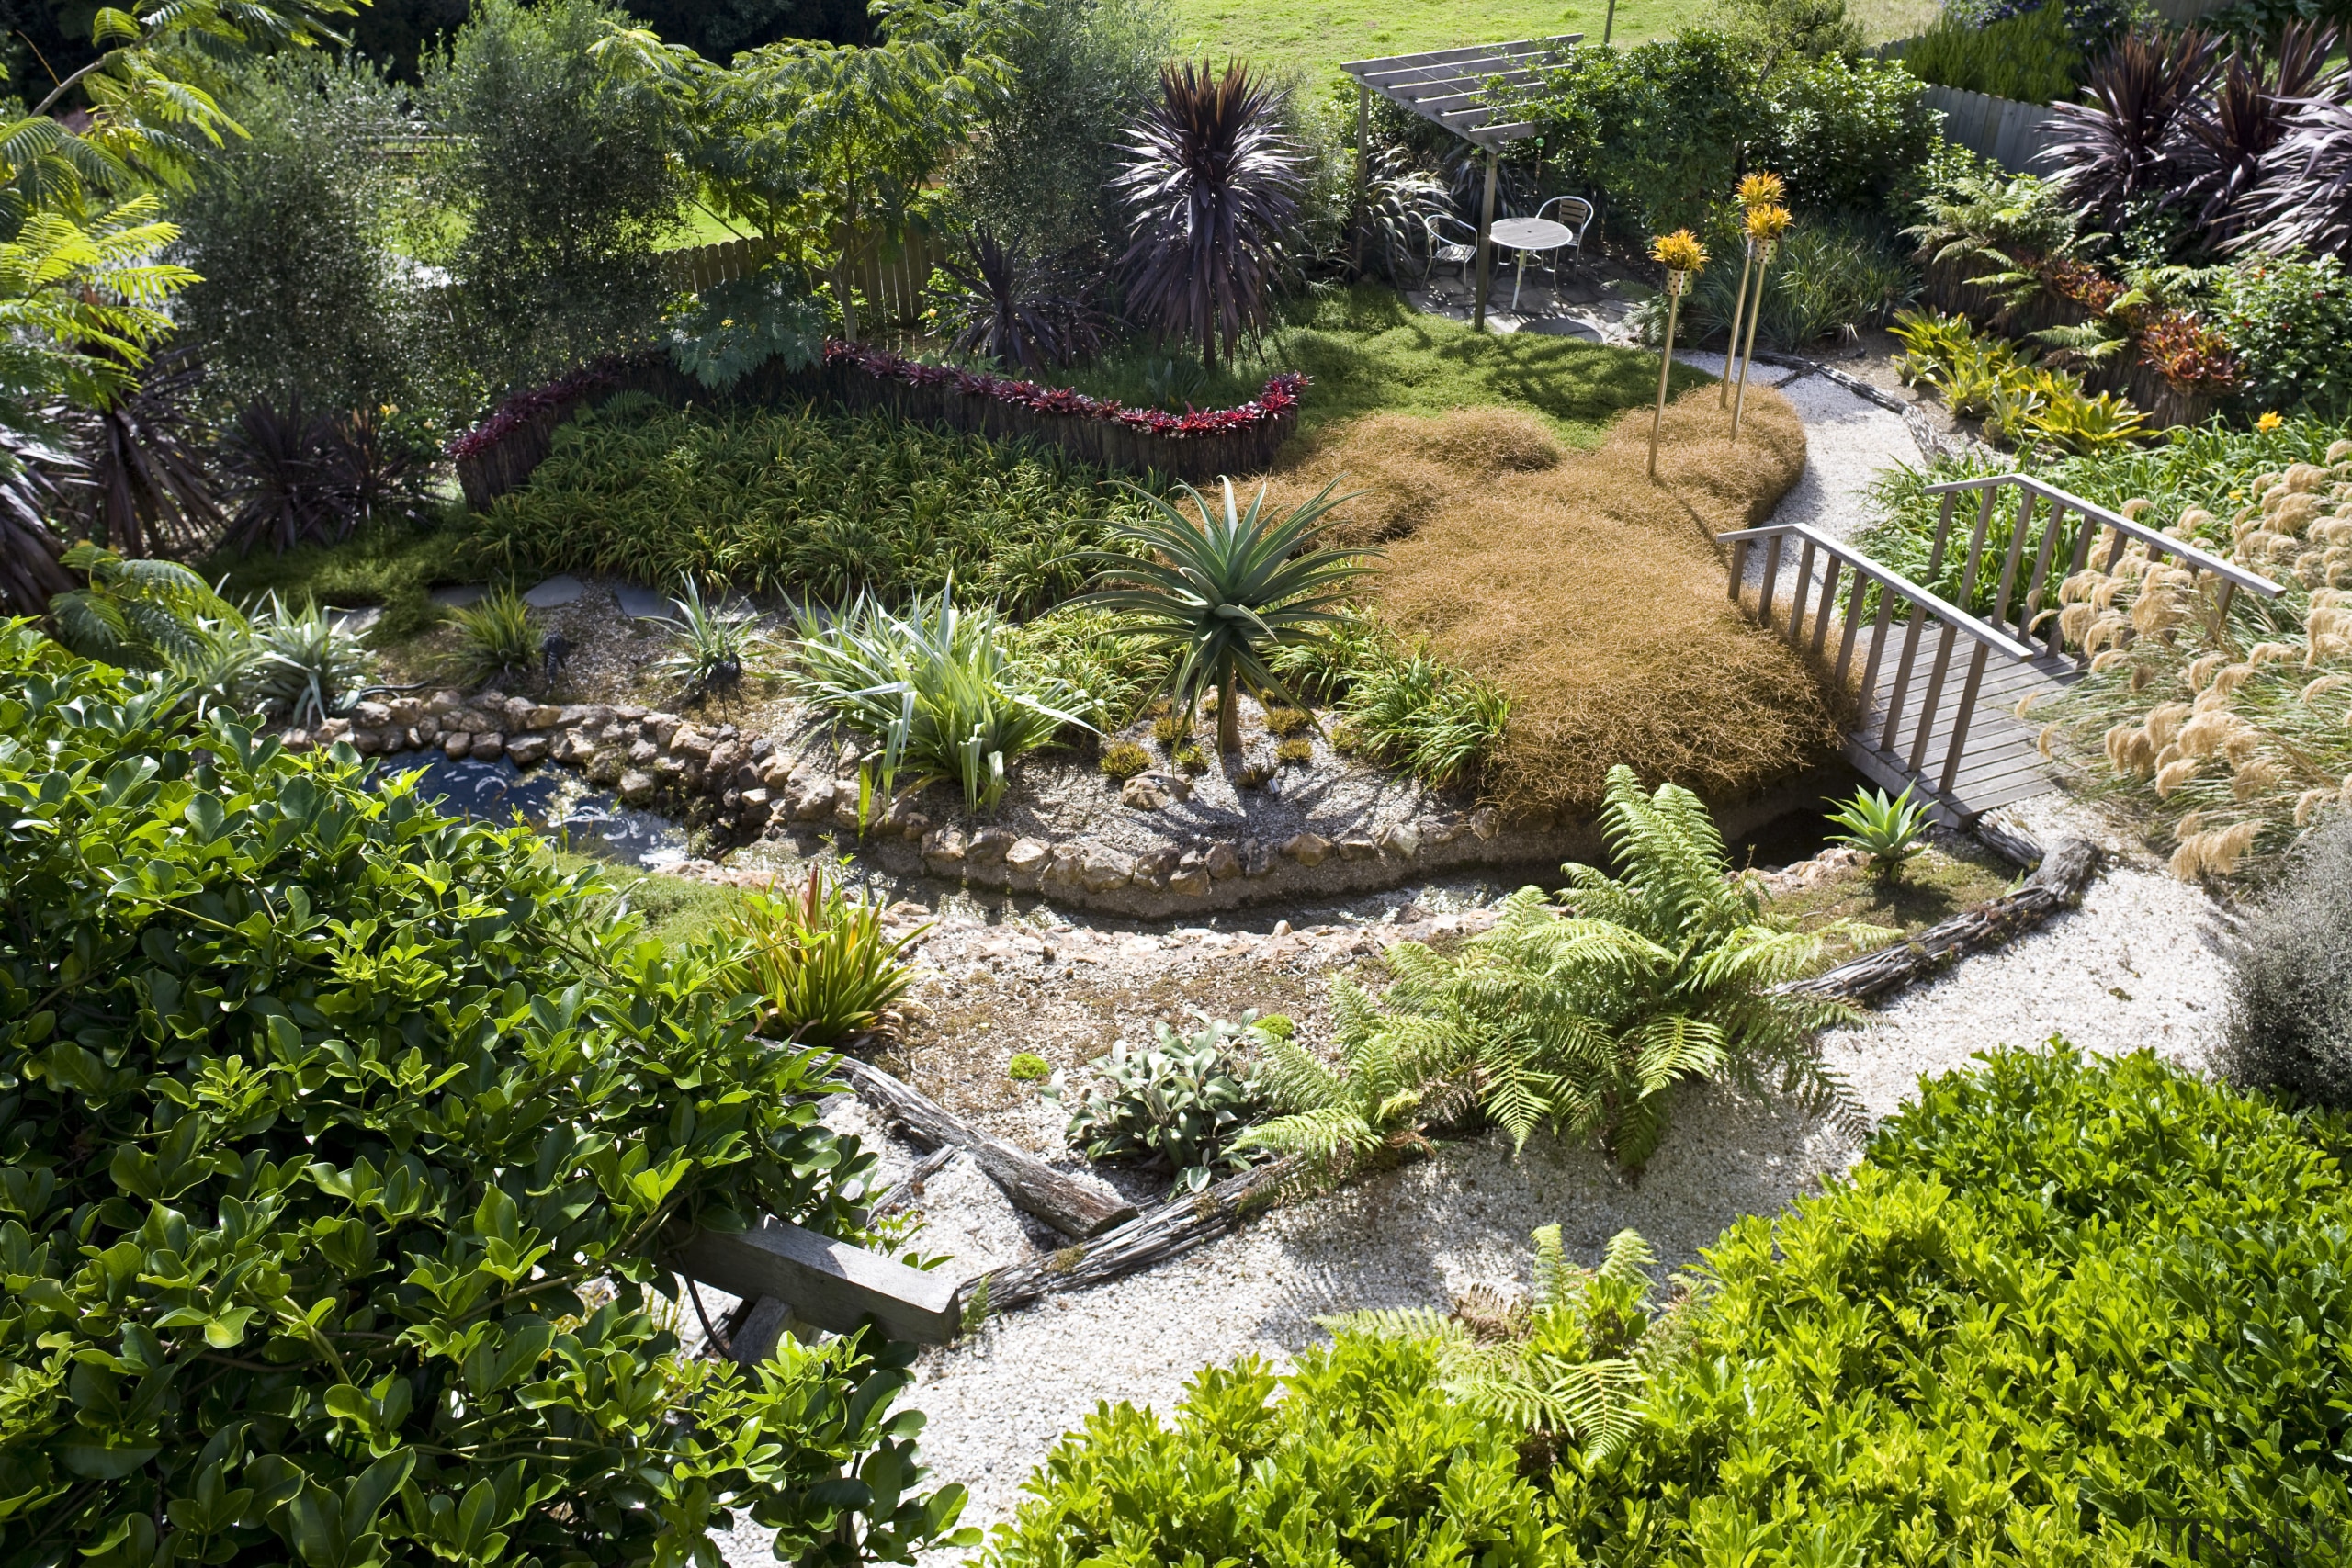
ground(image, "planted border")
xmin=451 ymin=344 xmax=1307 ymax=507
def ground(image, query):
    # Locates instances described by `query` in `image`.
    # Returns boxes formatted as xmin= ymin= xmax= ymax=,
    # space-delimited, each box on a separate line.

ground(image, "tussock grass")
xmin=1262 ymin=388 xmax=1835 ymax=820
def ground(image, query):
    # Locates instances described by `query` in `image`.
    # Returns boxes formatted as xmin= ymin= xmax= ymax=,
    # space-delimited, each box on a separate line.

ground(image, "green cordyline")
xmin=1080 ymin=477 xmax=1377 ymax=755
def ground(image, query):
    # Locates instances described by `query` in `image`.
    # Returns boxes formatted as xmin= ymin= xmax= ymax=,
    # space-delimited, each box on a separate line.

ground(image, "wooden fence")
xmin=663 ymin=228 xmax=944 ymax=328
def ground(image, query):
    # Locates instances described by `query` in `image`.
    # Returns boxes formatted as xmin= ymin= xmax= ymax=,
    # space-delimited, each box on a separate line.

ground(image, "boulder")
xmin=671 ymin=725 xmax=715 ymax=761
xmin=351 ymin=729 xmax=386 ymax=757
xmin=386 ymin=696 xmax=424 ymax=727
xmin=1080 ymin=849 xmax=1134 ymax=892
xmin=425 ymin=689 xmax=463 ymax=716
xmin=1380 ymin=824 xmax=1421 ymax=860
xmin=1283 ymin=831 xmax=1333 ymax=867
xmin=792 ymin=779 xmax=836 ymax=820
xmin=627 ymin=738 xmax=659 ymax=767
xmin=707 ymin=739 xmax=747 ymax=778
xmin=506 ymin=734 xmax=550 ymax=767
xmin=469 ymin=732 xmax=505 ymax=762
xmin=643 ymin=713 xmax=682 ymax=748
xmin=557 ymin=704 xmax=612 ymax=728
xmin=1121 ymin=774 xmax=1171 ymax=810
xmin=922 ymin=827 xmax=968 ymax=869
xmin=1167 ymin=867 xmax=1211 ymax=897
xmin=1338 ymin=837 xmax=1379 ymax=862
xmin=526 ymin=703 xmax=561 ymax=730
xmin=618 ymin=769 xmax=657 ymax=805
xmin=315 ymin=718 xmax=353 ymax=744
xmin=1470 ymin=806 xmax=1501 ymax=841
xmin=502 ymin=696 xmax=537 ymax=729
xmin=1241 ymin=839 xmax=1278 ymax=877
xmin=967 ymin=827 xmax=1018 ymax=863
xmin=1204 ymin=840 xmax=1241 ymax=880
xmin=586 ymin=749 xmax=625 ymax=786
xmin=441 ymin=731 xmax=473 ymax=760
xmin=1005 ymin=838 xmax=1051 ymax=876
xmin=352 ymin=700 xmax=391 ymax=728
xmin=1131 ymin=846 xmax=1179 ymax=891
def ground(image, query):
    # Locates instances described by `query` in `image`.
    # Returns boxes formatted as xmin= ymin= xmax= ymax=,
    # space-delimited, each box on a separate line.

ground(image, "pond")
xmin=376 ymin=750 xmax=691 ymax=870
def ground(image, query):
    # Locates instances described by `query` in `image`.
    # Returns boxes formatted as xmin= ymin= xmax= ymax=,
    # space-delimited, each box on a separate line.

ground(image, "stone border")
xmin=296 ymin=695 xmax=1849 ymax=919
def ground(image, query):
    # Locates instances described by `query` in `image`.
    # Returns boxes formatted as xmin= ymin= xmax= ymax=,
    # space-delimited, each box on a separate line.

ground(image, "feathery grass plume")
xmin=1318 ymin=1224 xmax=1657 ymax=1461
xmin=1241 ymin=766 xmax=1863 ymax=1179
xmin=2157 ymin=757 xmax=2201 ymax=796
xmin=2298 ymin=788 xmax=2334 ymax=826
xmin=2234 ymin=758 xmax=2287 ymax=798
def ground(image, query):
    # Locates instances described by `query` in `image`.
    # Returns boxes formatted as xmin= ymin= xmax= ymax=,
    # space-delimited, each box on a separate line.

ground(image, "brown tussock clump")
xmin=1263 ymin=385 xmax=1830 ymax=820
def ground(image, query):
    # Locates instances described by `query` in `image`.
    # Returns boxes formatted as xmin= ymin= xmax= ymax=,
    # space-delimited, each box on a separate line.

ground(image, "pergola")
xmin=1339 ymin=35 xmax=1582 ymax=330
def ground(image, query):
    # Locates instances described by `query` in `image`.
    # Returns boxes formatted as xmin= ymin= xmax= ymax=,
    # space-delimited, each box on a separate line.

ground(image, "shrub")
xmin=469 ymin=400 xmax=1148 ymax=616
xmin=2047 ymin=28 xmax=2218 ymax=231
xmin=1173 ymin=743 xmax=1207 ymax=771
xmin=1261 ymin=704 xmax=1312 ymax=736
xmin=2222 ymin=812 xmax=2352 ymax=1101
xmin=426 ymin=0 xmax=688 ymax=395
xmin=1756 ymin=53 xmax=1939 ymax=217
xmin=0 ymin=628 xmax=969 ymax=1565
xmin=447 ymin=583 xmax=537 ymax=684
xmin=786 ymin=583 xmax=1094 ymax=813
xmin=1523 ymin=31 xmax=1768 ymax=237
xmin=1052 ymin=1011 xmax=1279 ymax=1194
xmin=1276 ymin=736 xmax=1314 ymax=763
xmin=246 ymin=592 xmax=375 ymax=727
xmin=937 ymin=226 xmax=1106 ymax=372
xmin=1149 ymin=713 xmax=1189 ymax=747
xmin=2211 ymin=251 xmax=2352 ymax=419
xmin=1825 ymin=782 xmax=1932 ymax=879
xmin=993 ymin=1047 xmax=2352 ymax=1568
xmin=665 ymin=264 xmax=828 ymax=392
xmin=719 ymin=863 xmax=925 ymax=1046
xmin=1899 ymin=3 xmax=2082 ymax=105
xmin=1009 ymin=605 xmax=1171 ymax=731
xmin=1098 ymin=739 xmax=1151 ymax=778
xmin=1687 ymin=220 xmax=1918 ymax=351
xmin=1243 ymin=767 xmax=1857 ymax=1180
xmin=173 ymin=54 xmax=447 ymax=422
xmin=645 ymin=577 xmax=773 ymax=701
xmin=1007 ymin=1051 xmax=1053 ymax=1082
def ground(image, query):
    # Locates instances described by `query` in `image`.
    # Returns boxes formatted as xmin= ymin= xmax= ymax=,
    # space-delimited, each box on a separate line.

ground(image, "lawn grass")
xmin=1068 ymin=285 xmax=1704 ymax=448
xmin=1165 ymin=0 xmax=1938 ymax=76
xmin=1764 ymin=844 xmax=2021 ymax=961
xmin=551 ymin=848 xmax=755 ymax=946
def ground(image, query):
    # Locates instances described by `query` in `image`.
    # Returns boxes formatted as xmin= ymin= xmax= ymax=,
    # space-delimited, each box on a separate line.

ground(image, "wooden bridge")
xmin=1722 ymin=472 xmax=2282 ymax=825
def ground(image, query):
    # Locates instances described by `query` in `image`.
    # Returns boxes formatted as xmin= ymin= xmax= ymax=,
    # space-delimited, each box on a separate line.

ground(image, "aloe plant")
xmin=1824 ymin=784 xmax=1932 ymax=882
xmin=1080 ymin=477 xmax=1375 ymax=755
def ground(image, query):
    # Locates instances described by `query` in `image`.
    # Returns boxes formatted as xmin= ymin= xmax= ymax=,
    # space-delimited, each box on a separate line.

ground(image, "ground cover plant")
xmin=465 ymin=397 xmax=1154 ymax=615
xmin=1863 ymin=415 xmax=2352 ymax=876
xmin=1265 ymin=392 xmax=1838 ymax=820
xmin=2223 ymin=811 xmax=2352 ymax=1105
xmin=202 ymin=520 xmax=465 ymax=648
xmin=0 ymin=627 xmax=971 ymax=1564
xmin=978 ymin=1045 xmax=2352 ymax=1566
xmin=1898 ymin=1 xmax=2082 ymax=104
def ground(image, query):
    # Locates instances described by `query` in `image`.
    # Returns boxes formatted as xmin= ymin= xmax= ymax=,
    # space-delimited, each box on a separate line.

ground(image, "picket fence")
xmin=664 ymin=229 xmax=945 ymax=328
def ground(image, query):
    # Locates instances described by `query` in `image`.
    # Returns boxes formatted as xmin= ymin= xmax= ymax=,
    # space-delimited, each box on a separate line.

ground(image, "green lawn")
xmin=1166 ymin=0 xmax=1937 ymax=75
xmin=1065 ymin=285 xmax=1707 ymax=447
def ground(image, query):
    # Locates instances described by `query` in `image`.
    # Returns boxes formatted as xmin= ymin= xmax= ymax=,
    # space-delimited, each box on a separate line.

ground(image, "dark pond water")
xmin=374 ymin=750 xmax=690 ymax=870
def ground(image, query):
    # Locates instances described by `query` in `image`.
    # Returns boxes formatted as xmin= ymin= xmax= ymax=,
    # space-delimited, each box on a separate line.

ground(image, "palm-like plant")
xmin=941 ymin=225 xmax=1105 ymax=372
xmin=2244 ymin=88 xmax=2352 ymax=262
xmin=1245 ymin=766 xmax=1860 ymax=1177
xmin=2178 ymin=23 xmax=2339 ymax=246
xmin=2047 ymin=29 xmax=2218 ymax=227
xmin=1079 ymin=478 xmax=1375 ymax=755
xmin=1113 ymin=61 xmax=1301 ymax=375
xmin=47 ymin=542 xmax=244 ymax=671
xmin=64 ymin=348 xmax=222 ymax=560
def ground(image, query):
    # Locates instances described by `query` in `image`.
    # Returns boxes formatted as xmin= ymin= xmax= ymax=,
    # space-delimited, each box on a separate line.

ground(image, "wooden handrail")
xmin=1921 ymin=473 xmax=2283 ymax=601
xmin=1717 ymin=522 xmax=2042 ymax=661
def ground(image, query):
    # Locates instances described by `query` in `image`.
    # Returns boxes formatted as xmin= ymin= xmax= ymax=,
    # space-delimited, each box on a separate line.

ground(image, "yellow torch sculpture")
xmin=1649 ymin=228 xmax=1709 ymax=482
xmin=1731 ymin=202 xmax=1790 ymax=444
xmin=1721 ymin=172 xmax=1784 ymax=409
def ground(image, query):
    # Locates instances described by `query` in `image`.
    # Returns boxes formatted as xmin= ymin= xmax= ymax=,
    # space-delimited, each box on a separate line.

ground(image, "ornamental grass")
xmin=1258 ymin=385 xmax=1833 ymax=820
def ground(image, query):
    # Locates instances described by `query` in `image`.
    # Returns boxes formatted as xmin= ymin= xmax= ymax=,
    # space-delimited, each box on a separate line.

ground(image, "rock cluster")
xmin=297 ymin=694 xmax=933 ymax=844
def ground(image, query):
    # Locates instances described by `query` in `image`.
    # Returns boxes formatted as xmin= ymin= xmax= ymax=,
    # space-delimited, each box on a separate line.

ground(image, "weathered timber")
xmin=667 ymin=1215 xmax=960 ymax=1346
xmin=829 ymin=1052 xmax=1137 ymax=1239
xmin=870 ymin=1145 xmax=956 ymax=1219
xmin=715 ymin=1295 xmax=801 ymax=1366
xmin=961 ymin=1158 xmax=1295 ymax=1319
xmin=1779 ymin=837 xmax=2099 ymax=1005
xmin=1974 ymin=817 xmax=2045 ymax=872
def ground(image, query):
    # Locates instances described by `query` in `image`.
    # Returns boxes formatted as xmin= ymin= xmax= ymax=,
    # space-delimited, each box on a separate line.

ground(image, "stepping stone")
xmin=524 ymin=573 xmax=586 ymax=609
xmin=615 ymin=582 xmax=672 ymax=620
xmin=430 ymin=584 xmax=486 ymax=609
xmin=330 ymin=605 xmax=383 ymax=637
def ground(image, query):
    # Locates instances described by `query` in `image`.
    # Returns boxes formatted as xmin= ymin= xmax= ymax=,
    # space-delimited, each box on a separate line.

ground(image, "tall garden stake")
xmin=1649 ymin=230 xmax=1707 ymax=481
xmin=1730 ymin=203 xmax=1790 ymax=444
xmin=1721 ymin=172 xmax=1783 ymax=408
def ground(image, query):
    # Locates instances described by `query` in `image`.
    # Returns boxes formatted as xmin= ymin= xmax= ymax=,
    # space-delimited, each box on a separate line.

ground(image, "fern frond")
xmin=1531 ymin=1224 xmax=1571 ymax=1313
xmin=1597 ymin=1228 xmax=1656 ymax=1289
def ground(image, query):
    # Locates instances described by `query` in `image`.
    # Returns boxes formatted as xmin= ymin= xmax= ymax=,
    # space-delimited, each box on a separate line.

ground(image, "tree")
xmin=1113 ymin=61 xmax=1301 ymax=376
xmin=0 ymin=626 xmax=976 ymax=1565
xmin=429 ymin=0 xmax=689 ymax=395
xmin=1079 ymin=478 xmax=1374 ymax=756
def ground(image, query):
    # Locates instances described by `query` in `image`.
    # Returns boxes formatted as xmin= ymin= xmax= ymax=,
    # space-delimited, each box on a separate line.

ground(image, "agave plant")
xmin=786 ymin=581 xmax=1095 ymax=812
xmin=248 ymin=592 xmax=372 ymax=728
xmin=2178 ymin=23 xmax=2339 ymax=246
xmin=1079 ymin=478 xmax=1375 ymax=755
xmin=1824 ymin=784 xmax=1932 ymax=881
xmin=647 ymin=578 xmax=771 ymax=700
xmin=1114 ymin=61 xmax=1302 ymax=375
xmin=940 ymin=225 xmax=1105 ymax=372
xmin=2047 ymin=29 xmax=2218 ymax=227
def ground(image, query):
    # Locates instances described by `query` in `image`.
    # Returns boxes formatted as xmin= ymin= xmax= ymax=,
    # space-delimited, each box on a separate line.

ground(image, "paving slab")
xmin=524 ymin=573 xmax=586 ymax=609
xmin=429 ymin=584 xmax=486 ymax=609
xmin=615 ymin=582 xmax=672 ymax=620
xmin=330 ymin=605 xmax=383 ymax=637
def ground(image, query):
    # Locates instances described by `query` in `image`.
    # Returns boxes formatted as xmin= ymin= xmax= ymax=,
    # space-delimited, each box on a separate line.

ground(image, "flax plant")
xmin=1649 ymin=229 xmax=1708 ymax=480
xmin=1731 ymin=204 xmax=1791 ymax=443
xmin=1720 ymin=173 xmax=1784 ymax=409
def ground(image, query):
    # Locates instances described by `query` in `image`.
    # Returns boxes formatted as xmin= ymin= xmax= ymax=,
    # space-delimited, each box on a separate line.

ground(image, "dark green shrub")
xmin=0 ymin=627 xmax=970 ymax=1564
xmin=1685 ymin=220 xmax=1918 ymax=351
xmin=1757 ymin=54 xmax=1939 ymax=218
xmin=2222 ymin=813 xmax=2352 ymax=1105
xmin=1524 ymin=31 xmax=1769 ymax=237
xmin=2212 ymin=252 xmax=2352 ymax=419
xmin=1899 ymin=4 xmax=2083 ymax=106
xmin=468 ymin=400 xmax=1147 ymax=615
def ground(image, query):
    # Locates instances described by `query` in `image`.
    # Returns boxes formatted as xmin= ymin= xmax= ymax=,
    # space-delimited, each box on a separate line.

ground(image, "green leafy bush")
xmin=667 ymin=265 xmax=829 ymax=391
xmin=0 ymin=627 xmax=969 ymax=1566
xmin=1756 ymin=53 xmax=1939 ymax=217
xmin=1686 ymin=221 xmax=1918 ymax=351
xmin=1336 ymin=642 xmax=1511 ymax=791
xmin=1007 ymin=604 xmax=1170 ymax=732
xmin=468 ymin=400 xmax=1147 ymax=615
xmin=987 ymin=1046 xmax=2352 ymax=1568
xmin=1053 ymin=1011 xmax=1279 ymax=1194
xmin=1899 ymin=3 xmax=2083 ymax=105
xmin=1523 ymin=31 xmax=1769 ymax=236
xmin=2211 ymin=251 xmax=2352 ymax=419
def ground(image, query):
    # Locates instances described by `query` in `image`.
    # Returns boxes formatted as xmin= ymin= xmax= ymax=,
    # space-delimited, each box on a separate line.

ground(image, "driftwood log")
xmin=828 ymin=1054 xmax=1137 ymax=1239
xmin=959 ymin=1158 xmax=1295 ymax=1319
xmin=1781 ymin=837 xmax=2099 ymax=1006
